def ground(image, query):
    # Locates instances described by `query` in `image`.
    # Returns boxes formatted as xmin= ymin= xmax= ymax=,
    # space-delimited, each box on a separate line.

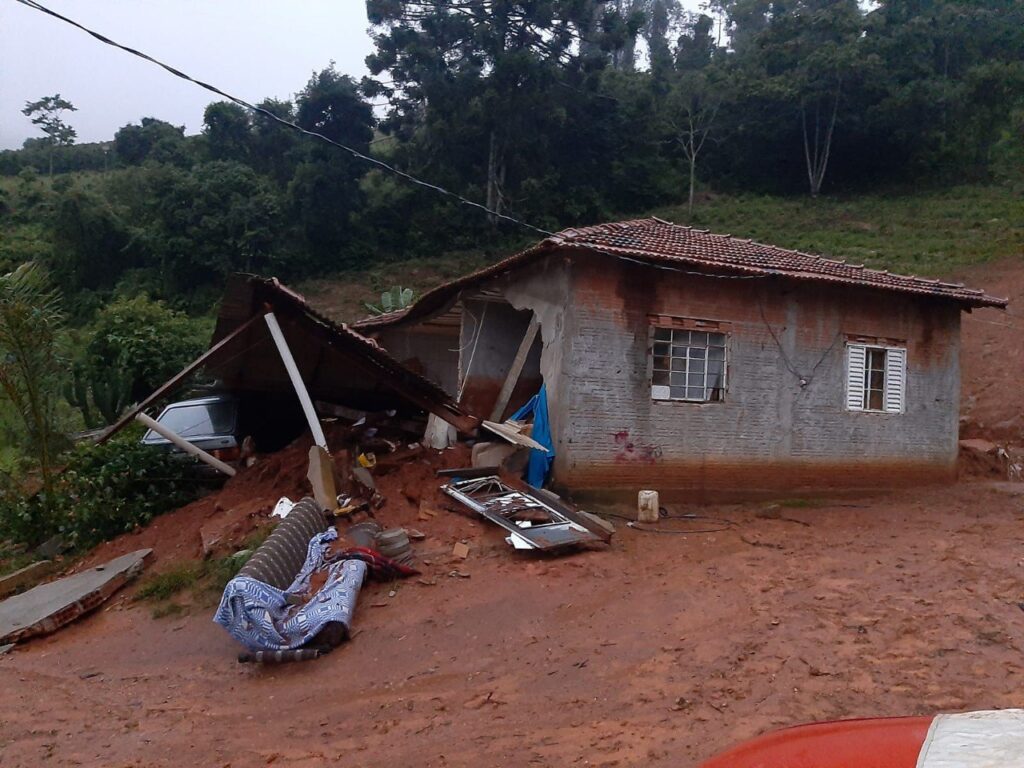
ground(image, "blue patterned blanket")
xmin=213 ymin=527 xmax=368 ymax=652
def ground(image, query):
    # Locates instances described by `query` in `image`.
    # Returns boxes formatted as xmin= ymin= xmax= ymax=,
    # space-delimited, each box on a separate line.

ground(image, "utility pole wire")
xmin=13 ymin=0 xmax=554 ymax=237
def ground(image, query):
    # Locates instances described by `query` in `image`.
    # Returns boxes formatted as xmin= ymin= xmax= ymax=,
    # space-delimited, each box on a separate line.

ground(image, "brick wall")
xmin=553 ymin=254 xmax=961 ymax=494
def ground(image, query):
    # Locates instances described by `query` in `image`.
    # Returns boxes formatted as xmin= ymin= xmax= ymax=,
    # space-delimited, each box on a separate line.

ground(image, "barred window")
xmin=651 ymin=327 xmax=727 ymax=402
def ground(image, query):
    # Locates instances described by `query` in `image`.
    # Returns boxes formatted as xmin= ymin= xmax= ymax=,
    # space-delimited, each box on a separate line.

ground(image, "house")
xmin=354 ymin=218 xmax=1007 ymax=498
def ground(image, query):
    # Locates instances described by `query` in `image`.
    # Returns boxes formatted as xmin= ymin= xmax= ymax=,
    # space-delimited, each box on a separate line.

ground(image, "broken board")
xmin=307 ymin=445 xmax=338 ymax=511
xmin=0 ymin=549 xmax=152 ymax=645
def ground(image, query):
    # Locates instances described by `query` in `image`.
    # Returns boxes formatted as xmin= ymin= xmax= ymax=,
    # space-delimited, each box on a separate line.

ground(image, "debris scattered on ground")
xmin=271 ymin=497 xmax=295 ymax=519
xmin=958 ymin=438 xmax=1023 ymax=481
xmin=0 ymin=549 xmax=152 ymax=645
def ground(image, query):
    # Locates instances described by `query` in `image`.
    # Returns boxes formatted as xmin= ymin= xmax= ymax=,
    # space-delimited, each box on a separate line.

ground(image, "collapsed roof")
xmin=354 ymin=218 xmax=1007 ymax=331
xmin=101 ymin=275 xmax=479 ymax=442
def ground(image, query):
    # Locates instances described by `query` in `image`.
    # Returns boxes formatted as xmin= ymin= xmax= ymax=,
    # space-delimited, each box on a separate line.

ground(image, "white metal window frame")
xmin=846 ymin=342 xmax=906 ymax=414
xmin=650 ymin=326 xmax=729 ymax=403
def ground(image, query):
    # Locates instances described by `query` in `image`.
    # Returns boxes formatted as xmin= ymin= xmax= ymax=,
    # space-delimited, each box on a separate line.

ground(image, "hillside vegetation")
xmin=303 ymin=185 xmax=1023 ymax=321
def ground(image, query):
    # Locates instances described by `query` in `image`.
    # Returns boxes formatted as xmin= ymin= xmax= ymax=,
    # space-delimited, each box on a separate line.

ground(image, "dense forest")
xmin=0 ymin=0 xmax=1021 ymax=549
xmin=2 ymin=0 xmax=1022 ymax=315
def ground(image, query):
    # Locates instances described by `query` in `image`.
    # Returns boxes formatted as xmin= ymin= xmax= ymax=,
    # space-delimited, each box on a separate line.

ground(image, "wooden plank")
xmin=98 ymin=313 xmax=264 ymax=444
xmin=489 ymin=316 xmax=540 ymax=421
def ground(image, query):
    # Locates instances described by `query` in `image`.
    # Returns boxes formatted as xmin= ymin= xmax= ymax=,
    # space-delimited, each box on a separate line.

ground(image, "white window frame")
xmin=846 ymin=342 xmax=906 ymax=414
xmin=650 ymin=324 xmax=729 ymax=403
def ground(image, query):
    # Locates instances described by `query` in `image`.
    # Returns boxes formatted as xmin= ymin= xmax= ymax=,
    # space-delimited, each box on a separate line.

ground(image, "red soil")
xmin=957 ymin=258 xmax=1024 ymax=443
xmin=4 ymin=482 xmax=1024 ymax=767
xmin=1 ymin=258 xmax=1023 ymax=767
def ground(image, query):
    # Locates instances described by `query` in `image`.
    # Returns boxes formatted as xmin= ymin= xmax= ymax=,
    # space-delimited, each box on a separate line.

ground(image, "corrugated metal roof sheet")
xmin=353 ymin=218 xmax=1007 ymax=330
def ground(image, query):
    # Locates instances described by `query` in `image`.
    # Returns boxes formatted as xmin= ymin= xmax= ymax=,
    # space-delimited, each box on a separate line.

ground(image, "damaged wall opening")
xmin=458 ymin=297 xmax=543 ymax=420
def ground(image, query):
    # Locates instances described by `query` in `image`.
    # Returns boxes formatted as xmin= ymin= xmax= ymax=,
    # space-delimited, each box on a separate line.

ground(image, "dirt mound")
xmin=957 ymin=257 xmax=1024 ymax=443
xmin=957 ymin=438 xmax=1023 ymax=480
xmin=80 ymin=423 xmax=483 ymax=574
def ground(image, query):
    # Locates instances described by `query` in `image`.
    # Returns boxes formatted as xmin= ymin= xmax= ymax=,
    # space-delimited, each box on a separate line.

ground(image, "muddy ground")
xmin=2 ymin=258 xmax=1023 ymax=767
xmin=3 ymin=481 xmax=1024 ymax=767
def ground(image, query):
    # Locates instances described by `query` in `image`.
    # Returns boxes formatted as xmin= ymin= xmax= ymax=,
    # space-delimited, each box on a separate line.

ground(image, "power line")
xmin=13 ymin=0 xmax=553 ymax=237
xmin=15 ymin=0 xmax=820 ymax=291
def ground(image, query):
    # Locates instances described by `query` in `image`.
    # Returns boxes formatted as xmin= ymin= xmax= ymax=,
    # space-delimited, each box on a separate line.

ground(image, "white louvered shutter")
xmin=884 ymin=347 xmax=906 ymax=413
xmin=846 ymin=344 xmax=866 ymax=411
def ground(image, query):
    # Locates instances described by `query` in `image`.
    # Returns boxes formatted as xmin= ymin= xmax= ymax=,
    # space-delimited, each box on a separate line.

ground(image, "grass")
xmin=304 ymin=184 xmax=1023 ymax=320
xmin=135 ymin=563 xmax=204 ymax=602
xmin=651 ymin=185 xmax=1023 ymax=277
xmin=135 ymin=534 xmax=263 ymax=612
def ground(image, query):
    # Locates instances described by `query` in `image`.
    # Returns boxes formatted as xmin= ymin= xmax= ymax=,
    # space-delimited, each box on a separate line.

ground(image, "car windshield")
xmin=154 ymin=400 xmax=236 ymax=439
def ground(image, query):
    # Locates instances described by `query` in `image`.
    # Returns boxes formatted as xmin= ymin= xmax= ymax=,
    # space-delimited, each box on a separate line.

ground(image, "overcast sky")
xmin=1 ymin=0 xmax=375 ymax=149
xmin=1 ymin=1 xmax=704 ymax=151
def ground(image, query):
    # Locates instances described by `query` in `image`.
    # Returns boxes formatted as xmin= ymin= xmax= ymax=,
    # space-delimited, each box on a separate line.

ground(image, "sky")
xmin=1 ymin=1 xmax=706 ymax=151
xmin=1 ymin=0 xmax=375 ymax=149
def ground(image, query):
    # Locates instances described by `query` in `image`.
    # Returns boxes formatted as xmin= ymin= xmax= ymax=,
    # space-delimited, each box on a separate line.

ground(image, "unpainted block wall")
xmin=554 ymin=255 xmax=962 ymax=495
xmin=377 ymin=326 xmax=460 ymax=397
xmin=458 ymin=298 xmax=543 ymax=418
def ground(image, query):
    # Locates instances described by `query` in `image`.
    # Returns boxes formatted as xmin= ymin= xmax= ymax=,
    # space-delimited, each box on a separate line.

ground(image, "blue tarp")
xmin=510 ymin=383 xmax=554 ymax=488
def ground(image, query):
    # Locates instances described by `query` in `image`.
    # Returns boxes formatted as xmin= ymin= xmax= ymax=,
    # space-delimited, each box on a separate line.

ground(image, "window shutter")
xmin=846 ymin=344 xmax=866 ymax=411
xmin=884 ymin=348 xmax=906 ymax=413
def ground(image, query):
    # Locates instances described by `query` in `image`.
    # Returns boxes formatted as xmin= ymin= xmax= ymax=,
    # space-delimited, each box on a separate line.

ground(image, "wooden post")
xmin=489 ymin=316 xmax=540 ymax=421
xmin=136 ymin=413 xmax=236 ymax=477
xmin=264 ymin=312 xmax=328 ymax=449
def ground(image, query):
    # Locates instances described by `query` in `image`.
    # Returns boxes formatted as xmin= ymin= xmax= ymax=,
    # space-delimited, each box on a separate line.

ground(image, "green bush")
xmin=81 ymin=295 xmax=210 ymax=404
xmin=0 ymin=427 xmax=199 ymax=549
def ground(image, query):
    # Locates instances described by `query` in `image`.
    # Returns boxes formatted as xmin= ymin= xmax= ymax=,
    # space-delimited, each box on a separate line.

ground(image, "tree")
xmin=203 ymin=101 xmax=251 ymax=163
xmin=865 ymin=0 xmax=1024 ymax=180
xmin=717 ymin=0 xmax=869 ymax=196
xmin=665 ymin=71 xmax=719 ymax=215
xmin=22 ymin=94 xmax=77 ymax=177
xmin=366 ymin=1 xmax=622 ymax=224
xmin=250 ymin=98 xmax=299 ymax=184
xmin=288 ymin=66 xmax=375 ymax=268
xmin=113 ymin=118 xmax=190 ymax=167
xmin=0 ymin=263 xmax=67 ymax=498
xmin=149 ymin=161 xmax=284 ymax=288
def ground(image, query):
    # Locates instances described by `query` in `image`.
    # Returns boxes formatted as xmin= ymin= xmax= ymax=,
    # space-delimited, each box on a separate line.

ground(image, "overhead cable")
xmin=13 ymin=0 xmax=553 ymax=236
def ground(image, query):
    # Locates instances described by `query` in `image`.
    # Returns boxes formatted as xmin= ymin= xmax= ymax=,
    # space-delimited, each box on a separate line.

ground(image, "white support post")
xmin=136 ymin=413 xmax=237 ymax=477
xmin=264 ymin=312 xmax=328 ymax=449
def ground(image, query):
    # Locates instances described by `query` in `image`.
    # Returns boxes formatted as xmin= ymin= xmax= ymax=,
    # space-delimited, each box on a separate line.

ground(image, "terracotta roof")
xmin=353 ymin=217 xmax=1007 ymax=330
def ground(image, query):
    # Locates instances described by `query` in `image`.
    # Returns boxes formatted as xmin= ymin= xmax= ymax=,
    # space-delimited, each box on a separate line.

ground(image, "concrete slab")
xmin=0 ymin=549 xmax=152 ymax=645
